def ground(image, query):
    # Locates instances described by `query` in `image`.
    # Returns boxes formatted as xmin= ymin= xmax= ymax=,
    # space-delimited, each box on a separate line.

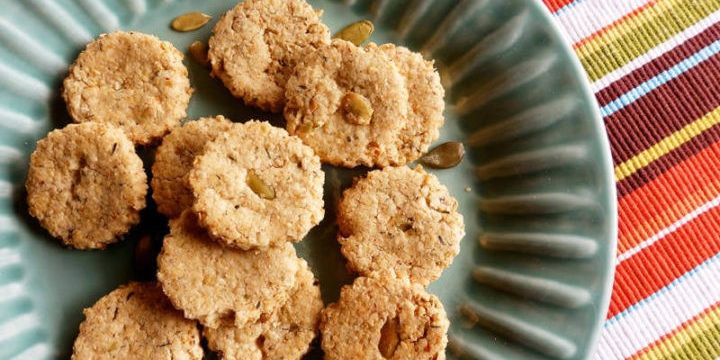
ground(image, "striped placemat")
xmin=543 ymin=0 xmax=720 ymax=359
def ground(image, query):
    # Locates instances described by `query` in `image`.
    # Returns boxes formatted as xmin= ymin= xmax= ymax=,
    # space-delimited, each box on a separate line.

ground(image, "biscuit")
xmin=320 ymin=275 xmax=449 ymax=360
xmin=157 ymin=211 xmax=301 ymax=328
xmin=284 ymin=39 xmax=410 ymax=168
xmin=338 ymin=166 xmax=464 ymax=285
xmin=63 ymin=31 xmax=192 ymax=145
xmin=208 ymin=0 xmax=330 ymax=112
xmin=26 ymin=122 xmax=147 ymax=249
xmin=367 ymin=43 xmax=445 ymax=163
xmin=151 ymin=116 xmax=233 ymax=218
xmin=189 ymin=121 xmax=324 ymax=250
xmin=71 ymin=282 xmax=202 ymax=360
xmin=204 ymin=259 xmax=322 ymax=360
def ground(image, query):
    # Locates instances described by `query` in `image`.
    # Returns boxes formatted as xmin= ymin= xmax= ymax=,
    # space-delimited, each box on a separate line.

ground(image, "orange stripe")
xmin=618 ymin=141 xmax=720 ymax=253
xmin=543 ymin=0 xmax=576 ymax=13
xmin=631 ymin=302 xmax=720 ymax=359
xmin=609 ymin=207 xmax=720 ymax=318
xmin=573 ymin=1 xmax=656 ymax=49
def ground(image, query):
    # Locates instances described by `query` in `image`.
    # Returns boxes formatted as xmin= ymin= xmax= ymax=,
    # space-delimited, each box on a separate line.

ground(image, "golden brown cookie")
xmin=338 ymin=166 xmax=464 ymax=285
xmin=26 ymin=122 xmax=147 ymax=249
xmin=367 ymin=43 xmax=445 ymax=163
xmin=189 ymin=121 xmax=324 ymax=250
xmin=204 ymin=259 xmax=323 ymax=360
xmin=208 ymin=0 xmax=330 ymax=112
xmin=71 ymin=282 xmax=202 ymax=360
xmin=63 ymin=31 xmax=192 ymax=145
xmin=284 ymin=39 xmax=410 ymax=168
xmin=151 ymin=116 xmax=233 ymax=218
xmin=157 ymin=211 xmax=301 ymax=328
xmin=320 ymin=275 xmax=449 ymax=360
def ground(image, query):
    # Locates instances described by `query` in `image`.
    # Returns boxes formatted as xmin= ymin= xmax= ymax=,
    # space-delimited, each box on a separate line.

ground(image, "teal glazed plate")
xmin=0 ymin=0 xmax=617 ymax=359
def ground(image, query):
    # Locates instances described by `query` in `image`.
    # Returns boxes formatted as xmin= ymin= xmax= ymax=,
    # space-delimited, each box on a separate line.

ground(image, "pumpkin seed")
xmin=420 ymin=142 xmax=465 ymax=169
xmin=246 ymin=170 xmax=275 ymax=200
xmin=333 ymin=20 xmax=374 ymax=45
xmin=189 ymin=40 xmax=209 ymax=65
xmin=171 ymin=12 xmax=212 ymax=32
xmin=378 ymin=316 xmax=401 ymax=358
xmin=341 ymin=92 xmax=373 ymax=125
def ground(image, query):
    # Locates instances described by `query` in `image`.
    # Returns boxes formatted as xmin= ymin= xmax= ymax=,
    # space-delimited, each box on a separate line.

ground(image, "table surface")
xmin=543 ymin=0 xmax=720 ymax=359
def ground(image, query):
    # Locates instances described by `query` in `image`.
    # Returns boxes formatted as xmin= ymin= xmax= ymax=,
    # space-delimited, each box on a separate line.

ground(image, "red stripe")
xmin=604 ymin=54 xmax=720 ymax=165
xmin=618 ymin=122 xmax=720 ymax=197
xmin=608 ymin=206 xmax=720 ymax=319
xmin=617 ymin=140 xmax=720 ymax=253
xmin=596 ymin=22 xmax=720 ymax=106
xmin=543 ymin=0 xmax=575 ymax=13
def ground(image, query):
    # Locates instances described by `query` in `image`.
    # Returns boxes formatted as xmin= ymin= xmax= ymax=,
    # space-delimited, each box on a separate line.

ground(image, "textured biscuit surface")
xmin=338 ymin=166 xmax=464 ymax=285
xmin=368 ymin=43 xmax=445 ymax=163
xmin=152 ymin=116 xmax=233 ymax=218
xmin=284 ymin=39 xmax=410 ymax=168
xmin=189 ymin=121 xmax=324 ymax=250
xmin=321 ymin=276 xmax=449 ymax=360
xmin=26 ymin=122 xmax=147 ymax=249
xmin=204 ymin=260 xmax=323 ymax=360
xmin=157 ymin=211 xmax=300 ymax=328
xmin=63 ymin=31 xmax=192 ymax=145
xmin=72 ymin=282 xmax=203 ymax=360
xmin=208 ymin=0 xmax=330 ymax=112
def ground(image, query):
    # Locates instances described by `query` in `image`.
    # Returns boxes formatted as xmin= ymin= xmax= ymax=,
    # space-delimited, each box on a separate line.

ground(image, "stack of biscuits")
xmin=25 ymin=0 xmax=465 ymax=359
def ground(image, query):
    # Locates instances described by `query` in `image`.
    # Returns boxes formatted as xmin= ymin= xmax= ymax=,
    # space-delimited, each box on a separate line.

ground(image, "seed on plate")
xmin=171 ymin=12 xmax=212 ymax=32
xmin=341 ymin=92 xmax=373 ymax=125
xmin=333 ymin=20 xmax=374 ymax=45
xmin=246 ymin=169 xmax=275 ymax=200
xmin=189 ymin=40 xmax=209 ymax=65
xmin=420 ymin=141 xmax=465 ymax=169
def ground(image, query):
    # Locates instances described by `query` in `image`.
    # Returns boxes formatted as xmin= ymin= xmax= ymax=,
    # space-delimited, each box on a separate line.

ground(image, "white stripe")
xmin=590 ymin=9 xmax=720 ymax=92
xmin=594 ymin=254 xmax=720 ymax=359
xmin=618 ymin=195 xmax=720 ymax=263
xmin=555 ymin=0 xmax=650 ymax=45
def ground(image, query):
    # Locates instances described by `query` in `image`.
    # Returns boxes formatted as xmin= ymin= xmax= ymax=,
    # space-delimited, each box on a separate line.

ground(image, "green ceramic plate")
xmin=0 ymin=0 xmax=617 ymax=359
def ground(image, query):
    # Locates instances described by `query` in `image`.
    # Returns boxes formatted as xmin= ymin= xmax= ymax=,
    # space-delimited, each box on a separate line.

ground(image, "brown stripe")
xmin=597 ymin=22 xmax=720 ymax=106
xmin=605 ymin=54 xmax=720 ymax=165
xmin=618 ymin=121 xmax=720 ymax=197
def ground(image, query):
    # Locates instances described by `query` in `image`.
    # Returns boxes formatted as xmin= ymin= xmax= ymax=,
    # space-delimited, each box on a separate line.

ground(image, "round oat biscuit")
xmin=71 ymin=282 xmax=203 ymax=360
xmin=338 ymin=166 xmax=464 ymax=285
xmin=26 ymin=122 xmax=147 ymax=249
xmin=284 ymin=39 xmax=410 ymax=168
xmin=367 ymin=43 xmax=445 ymax=163
xmin=63 ymin=31 xmax=193 ymax=145
xmin=189 ymin=120 xmax=324 ymax=250
xmin=157 ymin=211 xmax=301 ymax=328
xmin=208 ymin=0 xmax=330 ymax=112
xmin=320 ymin=275 xmax=449 ymax=360
xmin=151 ymin=116 xmax=233 ymax=218
xmin=204 ymin=259 xmax=323 ymax=360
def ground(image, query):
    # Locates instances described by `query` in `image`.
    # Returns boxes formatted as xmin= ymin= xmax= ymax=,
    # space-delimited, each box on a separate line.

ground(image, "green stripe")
xmin=577 ymin=0 xmax=720 ymax=82
xmin=664 ymin=317 xmax=720 ymax=360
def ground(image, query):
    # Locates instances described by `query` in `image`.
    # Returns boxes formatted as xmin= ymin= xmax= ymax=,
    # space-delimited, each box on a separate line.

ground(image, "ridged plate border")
xmin=0 ymin=0 xmax=616 ymax=359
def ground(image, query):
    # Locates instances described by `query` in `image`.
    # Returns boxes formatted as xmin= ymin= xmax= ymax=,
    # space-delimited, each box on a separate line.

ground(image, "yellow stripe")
xmin=615 ymin=106 xmax=720 ymax=181
xmin=576 ymin=0 xmax=720 ymax=82
xmin=634 ymin=304 xmax=720 ymax=360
